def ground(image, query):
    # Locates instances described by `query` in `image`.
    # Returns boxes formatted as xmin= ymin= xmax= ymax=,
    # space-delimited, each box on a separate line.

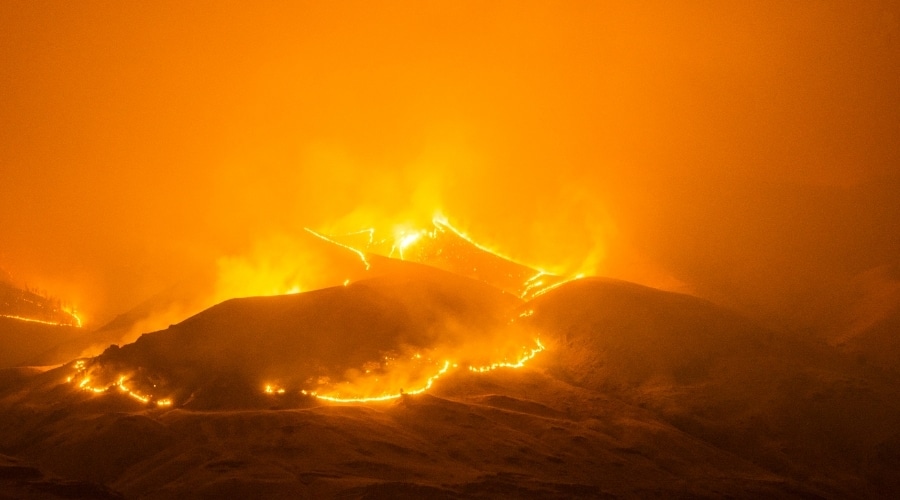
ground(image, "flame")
xmin=1 ymin=313 xmax=82 ymax=328
xmin=468 ymin=339 xmax=545 ymax=373
xmin=58 ymin=215 xmax=574 ymax=409
xmin=430 ymin=215 xmax=549 ymax=273
xmin=280 ymin=338 xmax=545 ymax=404
xmin=306 ymin=214 xmax=584 ymax=299
xmin=530 ymin=273 xmax=585 ymax=298
xmin=315 ymin=360 xmax=453 ymax=403
xmin=67 ymin=360 xmax=170 ymax=407
xmin=63 ymin=336 xmax=546 ymax=408
xmin=389 ymin=228 xmax=427 ymax=260
xmin=304 ymin=227 xmax=372 ymax=270
xmin=264 ymin=384 xmax=286 ymax=394
xmin=63 ymin=307 xmax=83 ymax=327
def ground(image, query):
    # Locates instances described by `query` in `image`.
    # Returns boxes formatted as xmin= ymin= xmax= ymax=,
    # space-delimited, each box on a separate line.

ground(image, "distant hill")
xmin=0 ymin=273 xmax=83 ymax=368
xmin=333 ymin=219 xmax=574 ymax=299
xmin=0 ymin=317 xmax=80 ymax=368
xmin=0 ymin=280 xmax=79 ymax=327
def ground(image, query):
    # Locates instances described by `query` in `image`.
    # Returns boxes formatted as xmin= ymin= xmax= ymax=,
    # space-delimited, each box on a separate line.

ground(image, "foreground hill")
xmin=0 ymin=272 xmax=898 ymax=497
xmin=0 ymin=368 xmax=821 ymax=498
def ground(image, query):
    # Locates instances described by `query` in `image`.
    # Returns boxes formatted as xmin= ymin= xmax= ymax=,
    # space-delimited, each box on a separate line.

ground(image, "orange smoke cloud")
xmin=0 ymin=1 xmax=896 ymax=334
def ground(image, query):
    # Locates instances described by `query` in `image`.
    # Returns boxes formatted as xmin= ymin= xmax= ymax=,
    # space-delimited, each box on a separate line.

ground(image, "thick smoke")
xmin=1 ymin=2 xmax=897 ymax=334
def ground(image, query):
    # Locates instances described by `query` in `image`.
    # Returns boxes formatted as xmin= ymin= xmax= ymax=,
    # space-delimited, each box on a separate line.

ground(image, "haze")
xmin=2 ymin=1 xmax=898 ymax=330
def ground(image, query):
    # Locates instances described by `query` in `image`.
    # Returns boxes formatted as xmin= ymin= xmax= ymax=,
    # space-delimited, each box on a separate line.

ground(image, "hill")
xmin=0 ymin=271 xmax=898 ymax=497
xmin=526 ymin=277 xmax=900 ymax=494
xmin=0 ymin=317 xmax=81 ymax=369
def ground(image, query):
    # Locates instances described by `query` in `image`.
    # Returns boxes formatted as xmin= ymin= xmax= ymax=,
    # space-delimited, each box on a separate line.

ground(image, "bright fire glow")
xmin=308 ymin=214 xmax=584 ymax=300
xmin=390 ymin=229 xmax=426 ymax=260
xmin=431 ymin=215 xmax=549 ymax=273
xmin=264 ymin=384 xmax=286 ymax=394
xmin=63 ymin=307 xmax=83 ymax=327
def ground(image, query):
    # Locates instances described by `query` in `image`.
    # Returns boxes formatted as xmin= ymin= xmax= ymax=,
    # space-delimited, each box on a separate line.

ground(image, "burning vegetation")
xmin=0 ymin=279 xmax=82 ymax=328
xmin=54 ymin=218 xmax=563 ymax=409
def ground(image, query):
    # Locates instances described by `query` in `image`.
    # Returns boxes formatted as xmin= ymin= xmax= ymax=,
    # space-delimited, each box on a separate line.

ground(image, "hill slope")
xmin=0 ymin=272 xmax=898 ymax=497
xmin=527 ymin=277 xmax=900 ymax=494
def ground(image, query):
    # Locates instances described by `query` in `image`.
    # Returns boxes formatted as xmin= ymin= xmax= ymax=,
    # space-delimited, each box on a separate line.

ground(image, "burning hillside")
xmin=48 ymin=216 xmax=586 ymax=408
xmin=3 ymin=259 xmax=900 ymax=497
xmin=60 ymin=263 xmax=542 ymax=409
xmin=313 ymin=216 xmax=580 ymax=300
xmin=0 ymin=279 xmax=82 ymax=328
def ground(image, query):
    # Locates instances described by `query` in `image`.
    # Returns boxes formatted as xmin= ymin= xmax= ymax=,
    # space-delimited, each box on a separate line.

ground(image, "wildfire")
xmin=306 ymin=214 xmax=584 ymax=299
xmin=67 ymin=360 xmax=171 ymax=408
xmin=315 ymin=360 xmax=454 ymax=403
xmin=264 ymin=384 xmax=286 ymax=394
xmin=521 ymin=272 xmax=549 ymax=299
xmin=468 ymin=339 xmax=545 ymax=373
xmin=62 ymin=334 xmax=546 ymax=409
xmin=529 ymin=274 xmax=585 ymax=298
xmin=56 ymin=215 xmax=577 ymax=409
xmin=431 ymin=215 xmax=536 ymax=271
xmin=304 ymin=227 xmax=372 ymax=270
xmin=63 ymin=308 xmax=83 ymax=327
xmin=1 ymin=312 xmax=82 ymax=328
xmin=265 ymin=338 xmax=546 ymax=404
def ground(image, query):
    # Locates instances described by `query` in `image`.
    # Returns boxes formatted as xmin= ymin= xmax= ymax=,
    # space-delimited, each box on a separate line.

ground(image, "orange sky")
xmin=2 ymin=1 xmax=898 ymax=327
